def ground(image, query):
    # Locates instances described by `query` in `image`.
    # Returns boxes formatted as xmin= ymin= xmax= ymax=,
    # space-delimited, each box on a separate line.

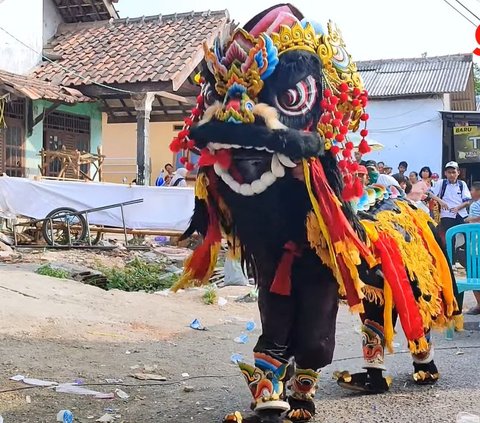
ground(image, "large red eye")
xmin=274 ymin=75 xmax=318 ymax=116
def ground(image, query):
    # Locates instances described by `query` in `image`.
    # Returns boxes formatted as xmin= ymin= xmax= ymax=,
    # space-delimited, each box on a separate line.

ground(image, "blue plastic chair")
xmin=445 ymin=223 xmax=480 ymax=294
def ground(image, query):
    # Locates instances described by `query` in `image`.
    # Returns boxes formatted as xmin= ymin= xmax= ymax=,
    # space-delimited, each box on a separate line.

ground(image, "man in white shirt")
xmin=430 ymin=161 xmax=471 ymax=242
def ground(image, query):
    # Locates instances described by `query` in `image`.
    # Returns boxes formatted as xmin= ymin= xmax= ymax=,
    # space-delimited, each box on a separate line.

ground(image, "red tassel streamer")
xmin=373 ymin=233 xmax=425 ymax=342
xmin=308 ymin=158 xmax=373 ymax=307
xmin=187 ymin=203 xmax=222 ymax=282
xmin=270 ymin=242 xmax=301 ymax=296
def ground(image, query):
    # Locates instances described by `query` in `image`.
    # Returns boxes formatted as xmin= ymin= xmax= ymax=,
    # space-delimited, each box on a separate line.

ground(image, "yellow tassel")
xmin=195 ymin=173 xmax=209 ymax=200
xmin=303 ymin=160 xmax=346 ymax=293
xmin=408 ymin=336 xmax=429 ymax=355
xmin=350 ymin=303 xmax=365 ymax=314
xmin=302 ymin=159 xmax=368 ymax=312
xmin=303 ymin=161 xmax=338 ymax=268
xmin=171 ymin=242 xmax=221 ymax=292
xmin=361 ymin=220 xmax=380 ymax=243
xmin=383 ymin=280 xmax=394 ymax=353
xmin=362 ymin=285 xmax=385 ymax=306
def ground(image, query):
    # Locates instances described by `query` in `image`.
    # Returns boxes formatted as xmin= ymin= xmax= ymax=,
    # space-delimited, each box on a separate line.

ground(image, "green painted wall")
xmin=26 ymin=100 xmax=102 ymax=179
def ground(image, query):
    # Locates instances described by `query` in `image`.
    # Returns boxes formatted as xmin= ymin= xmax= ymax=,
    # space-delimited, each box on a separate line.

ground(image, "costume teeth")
xmin=277 ymin=153 xmax=296 ymax=168
xmin=213 ymin=162 xmax=278 ymax=196
xmin=271 ymin=153 xmax=285 ymax=177
xmin=240 ymin=184 xmax=255 ymax=196
xmin=260 ymin=171 xmax=276 ymax=186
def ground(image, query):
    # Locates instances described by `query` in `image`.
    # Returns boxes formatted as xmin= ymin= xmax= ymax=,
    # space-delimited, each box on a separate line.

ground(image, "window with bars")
xmin=0 ymin=100 xmax=25 ymax=177
xmin=43 ymin=111 xmax=91 ymax=178
xmin=44 ymin=111 xmax=90 ymax=134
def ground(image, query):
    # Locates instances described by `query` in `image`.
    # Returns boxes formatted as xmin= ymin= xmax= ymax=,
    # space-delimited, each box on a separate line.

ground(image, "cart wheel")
xmin=42 ymin=207 xmax=88 ymax=246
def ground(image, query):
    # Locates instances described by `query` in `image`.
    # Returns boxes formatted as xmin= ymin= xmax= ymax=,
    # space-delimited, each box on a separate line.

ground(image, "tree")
xmin=474 ymin=62 xmax=480 ymax=96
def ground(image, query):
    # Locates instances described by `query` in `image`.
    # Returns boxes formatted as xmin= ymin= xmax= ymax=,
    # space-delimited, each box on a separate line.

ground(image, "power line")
xmin=453 ymin=0 xmax=480 ymax=22
xmin=369 ymin=117 xmax=441 ymax=133
xmin=441 ymin=0 xmax=478 ymax=26
xmin=0 ymin=25 xmax=133 ymax=95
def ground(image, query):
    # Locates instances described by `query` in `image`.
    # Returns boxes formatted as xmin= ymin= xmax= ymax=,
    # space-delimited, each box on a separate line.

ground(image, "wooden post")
xmin=132 ymin=92 xmax=155 ymax=186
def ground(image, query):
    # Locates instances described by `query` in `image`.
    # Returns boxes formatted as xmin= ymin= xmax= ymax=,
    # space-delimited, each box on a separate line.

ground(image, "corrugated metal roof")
xmin=357 ymin=54 xmax=473 ymax=98
xmin=0 ymin=70 xmax=92 ymax=103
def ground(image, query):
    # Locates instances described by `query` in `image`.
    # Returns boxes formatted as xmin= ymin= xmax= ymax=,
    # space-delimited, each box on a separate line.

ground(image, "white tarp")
xmin=0 ymin=177 xmax=195 ymax=231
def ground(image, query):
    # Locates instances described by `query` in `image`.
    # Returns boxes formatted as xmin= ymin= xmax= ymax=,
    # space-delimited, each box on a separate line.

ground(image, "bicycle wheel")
xmin=41 ymin=207 xmax=88 ymax=246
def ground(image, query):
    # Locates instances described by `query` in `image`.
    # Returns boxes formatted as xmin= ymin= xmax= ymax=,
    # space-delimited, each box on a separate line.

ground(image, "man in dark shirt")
xmin=392 ymin=161 xmax=408 ymax=180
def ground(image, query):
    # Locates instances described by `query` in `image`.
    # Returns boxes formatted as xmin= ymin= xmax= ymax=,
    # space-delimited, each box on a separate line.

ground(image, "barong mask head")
xmin=171 ymin=3 xmax=376 ymax=297
xmin=170 ymin=3 xmax=371 ymax=199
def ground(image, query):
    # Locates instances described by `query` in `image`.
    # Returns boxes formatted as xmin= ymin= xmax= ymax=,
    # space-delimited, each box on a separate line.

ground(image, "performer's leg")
xmin=411 ymin=329 xmax=439 ymax=385
xmin=336 ymin=266 xmax=391 ymax=394
xmin=224 ymin=284 xmax=294 ymax=422
xmin=286 ymin=252 xmax=339 ymax=422
xmin=336 ymin=296 xmax=391 ymax=394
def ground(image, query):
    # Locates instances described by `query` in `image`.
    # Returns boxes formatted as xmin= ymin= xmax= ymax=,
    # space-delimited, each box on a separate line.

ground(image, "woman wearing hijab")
xmin=169 ymin=167 xmax=188 ymax=187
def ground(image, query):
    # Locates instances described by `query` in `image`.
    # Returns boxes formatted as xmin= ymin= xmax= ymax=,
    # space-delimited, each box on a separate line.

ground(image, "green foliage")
xmin=36 ymin=264 xmax=70 ymax=279
xmin=100 ymin=257 xmax=178 ymax=292
xmin=474 ymin=63 xmax=480 ymax=96
xmin=202 ymin=285 xmax=217 ymax=305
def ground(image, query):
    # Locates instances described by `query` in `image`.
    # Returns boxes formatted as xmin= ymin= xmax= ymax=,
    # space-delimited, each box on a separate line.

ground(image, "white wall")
xmin=43 ymin=0 xmax=62 ymax=44
xmin=363 ymin=97 xmax=444 ymax=175
xmin=0 ymin=0 xmax=44 ymax=74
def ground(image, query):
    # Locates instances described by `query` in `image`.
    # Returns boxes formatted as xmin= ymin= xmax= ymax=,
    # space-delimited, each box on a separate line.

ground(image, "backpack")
xmin=438 ymin=179 xmax=465 ymax=200
xmin=172 ymin=177 xmax=185 ymax=187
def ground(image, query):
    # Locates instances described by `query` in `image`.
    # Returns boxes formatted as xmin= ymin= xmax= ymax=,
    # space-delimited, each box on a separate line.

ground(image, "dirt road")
xmin=0 ymin=264 xmax=479 ymax=422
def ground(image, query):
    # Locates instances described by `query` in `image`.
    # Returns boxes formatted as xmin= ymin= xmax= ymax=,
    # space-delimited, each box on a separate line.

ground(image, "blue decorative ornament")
xmin=260 ymin=34 xmax=279 ymax=80
xmin=301 ymin=18 xmax=325 ymax=35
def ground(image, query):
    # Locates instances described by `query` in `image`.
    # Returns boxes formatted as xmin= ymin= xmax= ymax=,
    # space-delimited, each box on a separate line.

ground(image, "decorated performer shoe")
xmin=336 ymin=321 xmax=391 ymax=394
xmin=412 ymin=361 xmax=439 ymax=385
xmin=223 ymin=411 xmax=290 ymax=423
xmin=235 ymin=353 xmax=290 ymax=418
xmin=223 ymin=411 xmax=289 ymax=423
xmin=286 ymin=368 xmax=318 ymax=422
xmin=286 ymin=397 xmax=315 ymax=422
xmin=335 ymin=369 xmax=392 ymax=394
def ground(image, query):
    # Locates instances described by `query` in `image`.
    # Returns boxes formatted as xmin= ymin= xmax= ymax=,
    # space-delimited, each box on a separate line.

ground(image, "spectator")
xmin=383 ymin=165 xmax=393 ymax=175
xmin=419 ymin=166 xmax=433 ymax=186
xmin=430 ymin=161 xmax=471 ymax=242
xmin=392 ymin=161 xmax=408 ymax=179
xmin=354 ymin=150 xmax=367 ymax=166
xmin=430 ymin=162 xmax=472 ymax=330
xmin=407 ymin=173 xmax=430 ymax=213
xmin=357 ymin=165 xmax=369 ymax=186
xmin=408 ymin=171 xmax=419 ymax=185
xmin=164 ymin=163 xmax=174 ymax=186
xmin=392 ymin=173 xmax=408 ymax=190
xmin=431 ymin=172 xmax=440 ymax=185
xmin=377 ymin=161 xmax=385 ymax=174
xmin=155 ymin=169 xmax=166 ymax=186
xmin=169 ymin=167 xmax=188 ymax=187
xmin=419 ymin=166 xmax=438 ymax=219
xmin=365 ymin=160 xmax=400 ymax=188
xmin=464 ymin=182 xmax=480 ymax=315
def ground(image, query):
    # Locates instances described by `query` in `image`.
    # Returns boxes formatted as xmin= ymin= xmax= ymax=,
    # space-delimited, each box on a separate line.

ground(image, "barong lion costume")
xmin=171 ymin=4 xmax=458 ymax=422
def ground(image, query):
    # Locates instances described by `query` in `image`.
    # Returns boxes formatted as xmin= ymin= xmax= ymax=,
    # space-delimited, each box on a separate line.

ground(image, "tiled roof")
xmin=33 ymin=10 xmax=230 ymax=91
xmin=0 ymin=70 xmax=92 ymax=103
xmin=357 ymin=54 xmax=473 ymax=98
